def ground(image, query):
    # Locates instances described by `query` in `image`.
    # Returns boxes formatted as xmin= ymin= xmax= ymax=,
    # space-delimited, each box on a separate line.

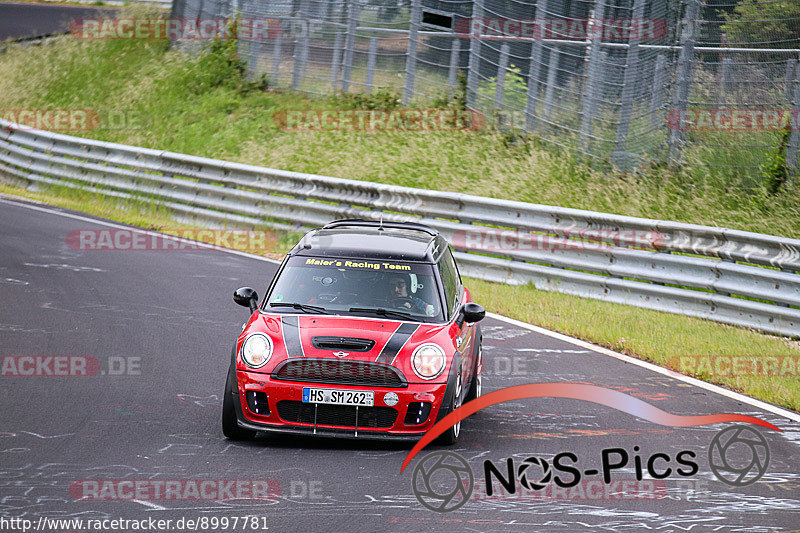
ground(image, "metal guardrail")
xmin=1 ymin=117 xmax=798 ymax=337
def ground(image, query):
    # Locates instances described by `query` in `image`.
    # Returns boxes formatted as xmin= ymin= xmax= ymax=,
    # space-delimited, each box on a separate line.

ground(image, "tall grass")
xmin=0 ymin=10 xmax=798 ymax=238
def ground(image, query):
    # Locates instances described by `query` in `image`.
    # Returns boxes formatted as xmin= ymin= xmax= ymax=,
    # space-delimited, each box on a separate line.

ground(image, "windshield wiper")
xmin=348 ymin=307 xmax=415 ymax=320
xmin=269 ymin=302 xmax=329 ymax=314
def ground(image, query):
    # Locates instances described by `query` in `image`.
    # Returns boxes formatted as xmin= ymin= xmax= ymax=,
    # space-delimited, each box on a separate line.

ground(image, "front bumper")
xmin=231 ymin=368 xmax=450 ymax=440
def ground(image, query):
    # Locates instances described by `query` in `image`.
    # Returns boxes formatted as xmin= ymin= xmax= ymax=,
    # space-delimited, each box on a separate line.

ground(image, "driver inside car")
xmin=386 ymin=273 xmax=434 ymax=316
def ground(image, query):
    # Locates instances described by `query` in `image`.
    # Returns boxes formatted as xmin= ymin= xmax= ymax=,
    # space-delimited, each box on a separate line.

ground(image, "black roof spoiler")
xmin=321 ymin=219 xmax=439 ymax=237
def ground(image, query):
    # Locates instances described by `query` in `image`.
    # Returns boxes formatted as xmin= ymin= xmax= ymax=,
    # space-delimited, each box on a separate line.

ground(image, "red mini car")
xmin=222 ymin=219 xmax=485 ymax=443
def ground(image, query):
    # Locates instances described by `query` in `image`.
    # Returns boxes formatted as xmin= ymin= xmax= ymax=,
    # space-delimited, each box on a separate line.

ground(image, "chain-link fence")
xmin=169 ymin=0 xmax=800 ymax=184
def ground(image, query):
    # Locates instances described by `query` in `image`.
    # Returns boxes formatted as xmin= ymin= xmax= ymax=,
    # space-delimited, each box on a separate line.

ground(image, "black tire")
xmin=465 ymin=342 xmax=483 ymax=403
xmin=436 ymin=371 xmax=462 ymax=446
xmin=222 ymin=368 xmax=257 ymax=441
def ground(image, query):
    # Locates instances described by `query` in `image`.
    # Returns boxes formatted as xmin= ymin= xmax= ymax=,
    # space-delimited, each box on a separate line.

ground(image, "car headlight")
xmin=240 ymin=333 xmax=272 ymax=368
xmin=412 ymin=343 xmax=446 ymax=380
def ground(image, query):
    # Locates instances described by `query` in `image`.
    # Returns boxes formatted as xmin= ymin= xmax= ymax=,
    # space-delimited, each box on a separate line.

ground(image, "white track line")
xmin=3 ymin=195 xmax=798 ymax=423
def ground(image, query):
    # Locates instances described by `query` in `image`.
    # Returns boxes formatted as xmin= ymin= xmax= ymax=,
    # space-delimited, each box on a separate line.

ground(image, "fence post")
xmin=525 ymin=0 xmax=548 ymax=131
xmin=718 ymin=56 xmax=733 ymax=106
xmin=291 ymin=0 xmax=310 ymax=90
xmin=341 ymin=0 xmax=359 ymax=92
xmin=448 ymin=38 xmax=461 ymax=95
xmin=366 ymin=37 xmax=378 ymax=93
xmin=787 ymin=64 xmax=800 ymax=171
xmin=272 ymin=31 xmax=283 ymax=84
xmin=579 ymin=0 xmax=607 ymax=152
xmin=247 ymin=38 xmax=262 ymax=79
xmin=649 ymin=54 xmax=667 ymax=129
xmin=784 ymin=58 xmax=797 ymax=106
xmin=668 ymin=0 xmax=701 ymax=167
xmin=613 ymin=0 xmax=645 ymax=167
xmin=403 ymin=0 xmax=422 ymax=105
xmin=544 ymin=47 xmax=559 ymax=117
xmin=331 ymin=32 xmax=343 ymax=91
xmin=495 ymin=43 xmax=510 ymax=110
xmin=466 ymin=0 xmax=484 ymax=108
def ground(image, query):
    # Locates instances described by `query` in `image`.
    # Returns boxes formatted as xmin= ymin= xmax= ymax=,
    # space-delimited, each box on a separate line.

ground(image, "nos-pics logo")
xmin=411 ymin=425 xmax=770 ymax=512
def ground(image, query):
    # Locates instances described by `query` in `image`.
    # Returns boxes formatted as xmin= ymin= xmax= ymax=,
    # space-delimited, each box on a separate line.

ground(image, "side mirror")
xmin=233 ymin=287 xmax=259 ymax=313
xmin=462 ymin=302 xmax=485 ymax=324
xmin=456 ymin=302 xmax=485 ymax=327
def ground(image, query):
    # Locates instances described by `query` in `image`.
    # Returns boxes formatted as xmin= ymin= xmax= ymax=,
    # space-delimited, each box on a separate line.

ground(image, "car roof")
xmin=290 ymin=220 xmax=448 ymax=262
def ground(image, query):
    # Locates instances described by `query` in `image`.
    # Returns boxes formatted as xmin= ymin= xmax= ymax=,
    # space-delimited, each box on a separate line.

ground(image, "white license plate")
xmin=302 ymin=387 xmax=374 ymax=407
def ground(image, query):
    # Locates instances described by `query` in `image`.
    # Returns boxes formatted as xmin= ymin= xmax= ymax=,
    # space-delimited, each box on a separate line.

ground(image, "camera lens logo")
xmin=411 ymin=451 xmax=473 ymax=512
xmin=709 ymin=425 xmax=770 ymax=486
xmin=517 ymin=456 xmax=552 ymax=490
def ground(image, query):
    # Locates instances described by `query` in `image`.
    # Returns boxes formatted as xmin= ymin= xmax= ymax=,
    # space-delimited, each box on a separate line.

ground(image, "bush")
xmin=182 ymin=35 xmax=268 ymax=95
xmin=331 ymin=89 xmax=402 ymax=110
xmin=761 ymin=129 xmax=791 ymax=194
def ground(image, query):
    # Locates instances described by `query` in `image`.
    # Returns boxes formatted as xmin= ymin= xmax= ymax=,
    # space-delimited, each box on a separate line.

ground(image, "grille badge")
xmin=333 ymin=351 xmax=349 ymax=358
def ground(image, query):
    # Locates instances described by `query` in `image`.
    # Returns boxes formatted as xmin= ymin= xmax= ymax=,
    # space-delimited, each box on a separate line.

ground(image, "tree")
xmin=720 ymin=1 xmax=800 ymax=48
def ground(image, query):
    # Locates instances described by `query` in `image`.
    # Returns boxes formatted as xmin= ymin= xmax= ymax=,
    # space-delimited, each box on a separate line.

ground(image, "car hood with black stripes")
xmin=236 ymin=313 xmax=457 ymax=383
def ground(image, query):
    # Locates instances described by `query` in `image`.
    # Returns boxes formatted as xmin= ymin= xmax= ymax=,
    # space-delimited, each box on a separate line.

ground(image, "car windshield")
xmin=265 ymin=256 xmax=444 ymax=322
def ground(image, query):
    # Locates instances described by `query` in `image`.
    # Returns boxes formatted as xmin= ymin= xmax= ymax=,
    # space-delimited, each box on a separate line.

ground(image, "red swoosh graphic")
xmin=400 ymin=383 xmax=781 ymax=473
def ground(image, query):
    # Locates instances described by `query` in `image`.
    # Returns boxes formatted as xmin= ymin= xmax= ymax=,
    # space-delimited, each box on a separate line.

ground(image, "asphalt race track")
xmin=0 ymin=2 xmax=118 ymax=41
xmin=1 ymin=196 xmax=799 ymax=532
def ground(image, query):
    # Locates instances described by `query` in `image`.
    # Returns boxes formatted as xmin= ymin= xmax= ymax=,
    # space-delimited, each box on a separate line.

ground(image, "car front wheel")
xmin=437 ymin=371 xmax=462 ymax=445
xmin=222 ymin=368 xmax=257 ymax=441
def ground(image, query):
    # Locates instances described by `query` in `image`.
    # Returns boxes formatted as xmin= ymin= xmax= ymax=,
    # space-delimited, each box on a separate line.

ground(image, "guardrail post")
xmin=525 ymin=0 xmax=548 ymax=131
xmin=543 ymin=47 xmax=559 ymax=117
xmin=403 ymin=0 xmax=422 ymax=105
xmin=787 ymin=64 xmax=800 ymax=171
xmin=447 ymin=38 xmax=461 ymax=95
xmin=579 ymin=0 xmax=606 ymax=152
xmin=495 ymin=43 xmax=510 ymax=110
xmin=466 ymin=0 xmax=484 ymax=108
xmin=331 ymin=32 xmax=343 ymax=91
xmin=784 ymin=58 xmax=797 ymax=106
xmin=668 ymin=0 xmax=701 ymax=167
xmin=649 ymin=54 xmax=667 ymax=129
xmin=613 ymin=0 xmax=645 ymax=168
xmin=341 ymin=0 xmax=359 ymax=92
xmin=291 ymin=0 xmax=310 ymax=91
xmin=365 ymin=37 xmax=378 ymax=93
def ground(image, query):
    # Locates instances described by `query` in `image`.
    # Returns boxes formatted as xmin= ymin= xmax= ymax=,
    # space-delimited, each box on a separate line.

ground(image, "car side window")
xmin=437 ymin=248 xmax=460 ymax=319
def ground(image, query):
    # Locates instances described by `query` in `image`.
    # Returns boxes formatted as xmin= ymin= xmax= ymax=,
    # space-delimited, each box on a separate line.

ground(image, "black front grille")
xmin=271 ymin=359 xmax=407 ymax=388
xmin=311 ymin=336 xmax=375 ymax=352
xmin=276 ymin=401 xmax=397 ymax=429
